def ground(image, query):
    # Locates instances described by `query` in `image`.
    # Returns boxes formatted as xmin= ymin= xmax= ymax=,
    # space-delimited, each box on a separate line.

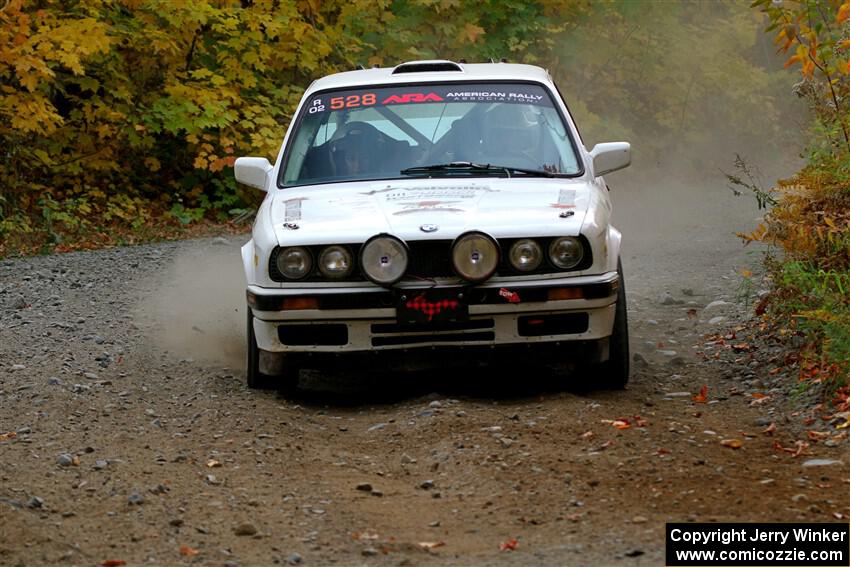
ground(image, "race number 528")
xmin=330 ymin=93 xmax=377 ymax=109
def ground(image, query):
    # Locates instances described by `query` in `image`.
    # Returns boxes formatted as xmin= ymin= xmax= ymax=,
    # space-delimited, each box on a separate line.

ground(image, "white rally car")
xmin=235 ymin=60 xmax=631 ymax=392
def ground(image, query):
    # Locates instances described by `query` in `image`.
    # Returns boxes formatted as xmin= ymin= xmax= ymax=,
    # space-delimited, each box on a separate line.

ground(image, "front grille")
xmin=371 ymin=318 xmax=494 ymax=334
xmin=407 ymin=240 xmax=454 ymax=278
xmin=318 ymin=292 xmax=395 ymax=310
xmin=278 ymin=324 xmax=348 ymax=346
xmin=517 ymin=313 xmax=589 ymax=337
xmin=372 ymin=331 xmax=495 ymax=347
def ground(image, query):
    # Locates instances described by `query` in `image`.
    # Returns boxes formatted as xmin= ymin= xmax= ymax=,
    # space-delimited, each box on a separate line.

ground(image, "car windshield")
xmin=280 ymin=83 xmax=581 ymax=187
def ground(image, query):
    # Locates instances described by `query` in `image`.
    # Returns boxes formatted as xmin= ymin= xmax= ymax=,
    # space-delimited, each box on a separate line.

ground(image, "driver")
xmin=329 ymin=124 xmax=376 ymax=176
xmin=480 ymin=104 xmax=538 ymax=163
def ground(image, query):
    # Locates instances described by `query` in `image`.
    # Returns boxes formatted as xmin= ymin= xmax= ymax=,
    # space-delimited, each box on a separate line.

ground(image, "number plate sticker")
xmin=397 ymin=289 xmax=468 ymax=325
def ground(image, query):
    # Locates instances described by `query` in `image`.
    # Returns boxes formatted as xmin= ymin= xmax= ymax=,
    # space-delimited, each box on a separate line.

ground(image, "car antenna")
xmin=356 ymin=63 xmax=366 ymax=70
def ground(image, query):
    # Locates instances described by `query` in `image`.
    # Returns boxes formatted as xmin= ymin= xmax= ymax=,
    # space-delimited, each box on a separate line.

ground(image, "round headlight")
xmin=548 ymin=236 xmax=584 ymax=270
xmin=452 ymin=232 xmax=500 ymax=282
xmin=508 ymin=239 xmax=543 ymax=272
xmin=360 ymin=235 xmax=408 ymax=285
xmin=318 ymin=245 xmax=353 ymax=279
xmin=276 ymin=246 xmax=312 ymax=280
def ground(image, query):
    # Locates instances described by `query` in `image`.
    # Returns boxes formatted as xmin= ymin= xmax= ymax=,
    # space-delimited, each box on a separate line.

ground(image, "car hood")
xmin=268 ymin=178 xmax=592 ymax=245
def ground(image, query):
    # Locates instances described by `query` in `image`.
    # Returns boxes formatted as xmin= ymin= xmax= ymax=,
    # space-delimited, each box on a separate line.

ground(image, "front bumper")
xmin=247 ymin=272 xmax=619 ymax=354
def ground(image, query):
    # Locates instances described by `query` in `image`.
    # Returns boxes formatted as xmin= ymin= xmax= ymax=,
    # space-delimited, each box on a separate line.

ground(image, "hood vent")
xmin=392 ymin=60 xmax=463 ymax=74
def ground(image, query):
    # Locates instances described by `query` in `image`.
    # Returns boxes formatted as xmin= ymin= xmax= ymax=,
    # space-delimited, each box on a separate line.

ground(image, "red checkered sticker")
xmin=406 ymin=294 xmax=460 ymax=322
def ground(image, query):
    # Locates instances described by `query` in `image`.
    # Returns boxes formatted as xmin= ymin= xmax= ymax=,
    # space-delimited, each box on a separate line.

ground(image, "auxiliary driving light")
xmin=452 ymin=232 xmax=500 ymax=282
xmin=360 ymin=234 xmax=408 ymax=285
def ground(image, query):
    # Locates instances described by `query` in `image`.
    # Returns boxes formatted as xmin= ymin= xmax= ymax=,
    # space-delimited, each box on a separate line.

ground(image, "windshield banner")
xmin=305 ymin=83 xmax=554 ymax=115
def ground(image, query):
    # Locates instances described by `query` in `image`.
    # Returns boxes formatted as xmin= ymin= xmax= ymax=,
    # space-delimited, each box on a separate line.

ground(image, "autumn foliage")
xmin=0 ymin=0 xmax=583 ymax=253
xmin=748 ymin=0 xmax=850 ymax=386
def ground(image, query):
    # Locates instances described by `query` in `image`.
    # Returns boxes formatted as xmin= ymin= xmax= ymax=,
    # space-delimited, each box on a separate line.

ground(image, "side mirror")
xmin=589 ymin=142 xmax=630 ymax=177
xmin=234 ymin=157 xmax=273 ymax=191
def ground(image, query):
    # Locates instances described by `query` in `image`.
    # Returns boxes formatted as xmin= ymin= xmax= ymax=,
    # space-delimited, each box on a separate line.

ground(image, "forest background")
xmin=1 ymin=0 xmax=847 ymax=386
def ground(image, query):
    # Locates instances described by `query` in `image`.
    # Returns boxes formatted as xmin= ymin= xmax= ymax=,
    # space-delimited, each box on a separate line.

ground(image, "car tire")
xmin=246 ymin=309 xmax=299 ymax=393
xmin=598 ymin=258 xmax=630 ymax=389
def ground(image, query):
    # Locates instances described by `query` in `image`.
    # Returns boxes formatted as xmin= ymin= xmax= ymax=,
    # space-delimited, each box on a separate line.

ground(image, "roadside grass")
xmin=0 ymin=215 xmax=250 ymax=259
xmin=733 ymin=163 xmax=850 ymax=390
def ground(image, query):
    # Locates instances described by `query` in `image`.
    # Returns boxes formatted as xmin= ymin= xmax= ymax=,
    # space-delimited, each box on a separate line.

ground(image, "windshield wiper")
xmin=400 ymin=161 xmax=555 ymax=178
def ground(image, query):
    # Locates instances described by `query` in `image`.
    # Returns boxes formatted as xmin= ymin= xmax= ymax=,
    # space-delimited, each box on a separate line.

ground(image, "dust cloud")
xmin=554 ymin=2 xmax=808 ymax=268
xmin=135 ymin=242 xmax=247 ymax=370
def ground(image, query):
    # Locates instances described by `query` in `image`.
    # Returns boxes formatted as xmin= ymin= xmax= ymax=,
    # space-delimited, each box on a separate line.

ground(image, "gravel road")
xmin=1 ymin=181 xmax=848 ymax=567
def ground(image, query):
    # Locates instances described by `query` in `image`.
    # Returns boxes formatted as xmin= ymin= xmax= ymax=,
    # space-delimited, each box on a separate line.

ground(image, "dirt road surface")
xmin=2 ymin=179 xmax=848 ymax=566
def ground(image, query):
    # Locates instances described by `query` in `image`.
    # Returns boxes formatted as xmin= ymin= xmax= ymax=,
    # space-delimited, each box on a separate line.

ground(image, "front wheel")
xmin=598 ymin=259 xmax=630 ymax=389
xmin=246 ymin=309 xmax=299 ymax=393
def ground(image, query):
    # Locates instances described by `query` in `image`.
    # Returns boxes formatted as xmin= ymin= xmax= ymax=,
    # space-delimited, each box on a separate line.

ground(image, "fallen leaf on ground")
xmin=762 ymin=423 xmax=776 ymax=435
xmin=0 ymin=432 xmax=16 ymax=441
xmin=751 ymin=392 xmax=767 ymax=399
xmin=418 ymin=541 xmax=445 ymax=550
xmin=634 ymin=415 xmax=649 ymax=427
xmin=693 ymin=385 xmax=708 ymax=403
xmin=500 ymin=538 xmax=519 ymax=551
xmin=353 ymin=531 xmax=379 ymax=541
xmin=580 ymin=430 xmax=595 ymax=439
xmin=807 ymin=430 xmax=829 ymax=441
xmin=720 ymin=439 xmax=743 ymax=449
xmin=565 ymin=512 xmax=582 ymax=522
xmin=206 ymin=459 xmax=221 ymax=468
xmin=656 ymin=448 xmax=671 ymax=455
xmin=773 ymin=440 xmax=811 ymax=457
xmin=598 ymin=440 xmax=615 ymax=450
xmin=179 ymin=546 xmax=199 ymax=557
xmin=101 ymin=561 xmax=127 ymax=567
xmin=600 ymin=419 xmax=628 ymax=429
